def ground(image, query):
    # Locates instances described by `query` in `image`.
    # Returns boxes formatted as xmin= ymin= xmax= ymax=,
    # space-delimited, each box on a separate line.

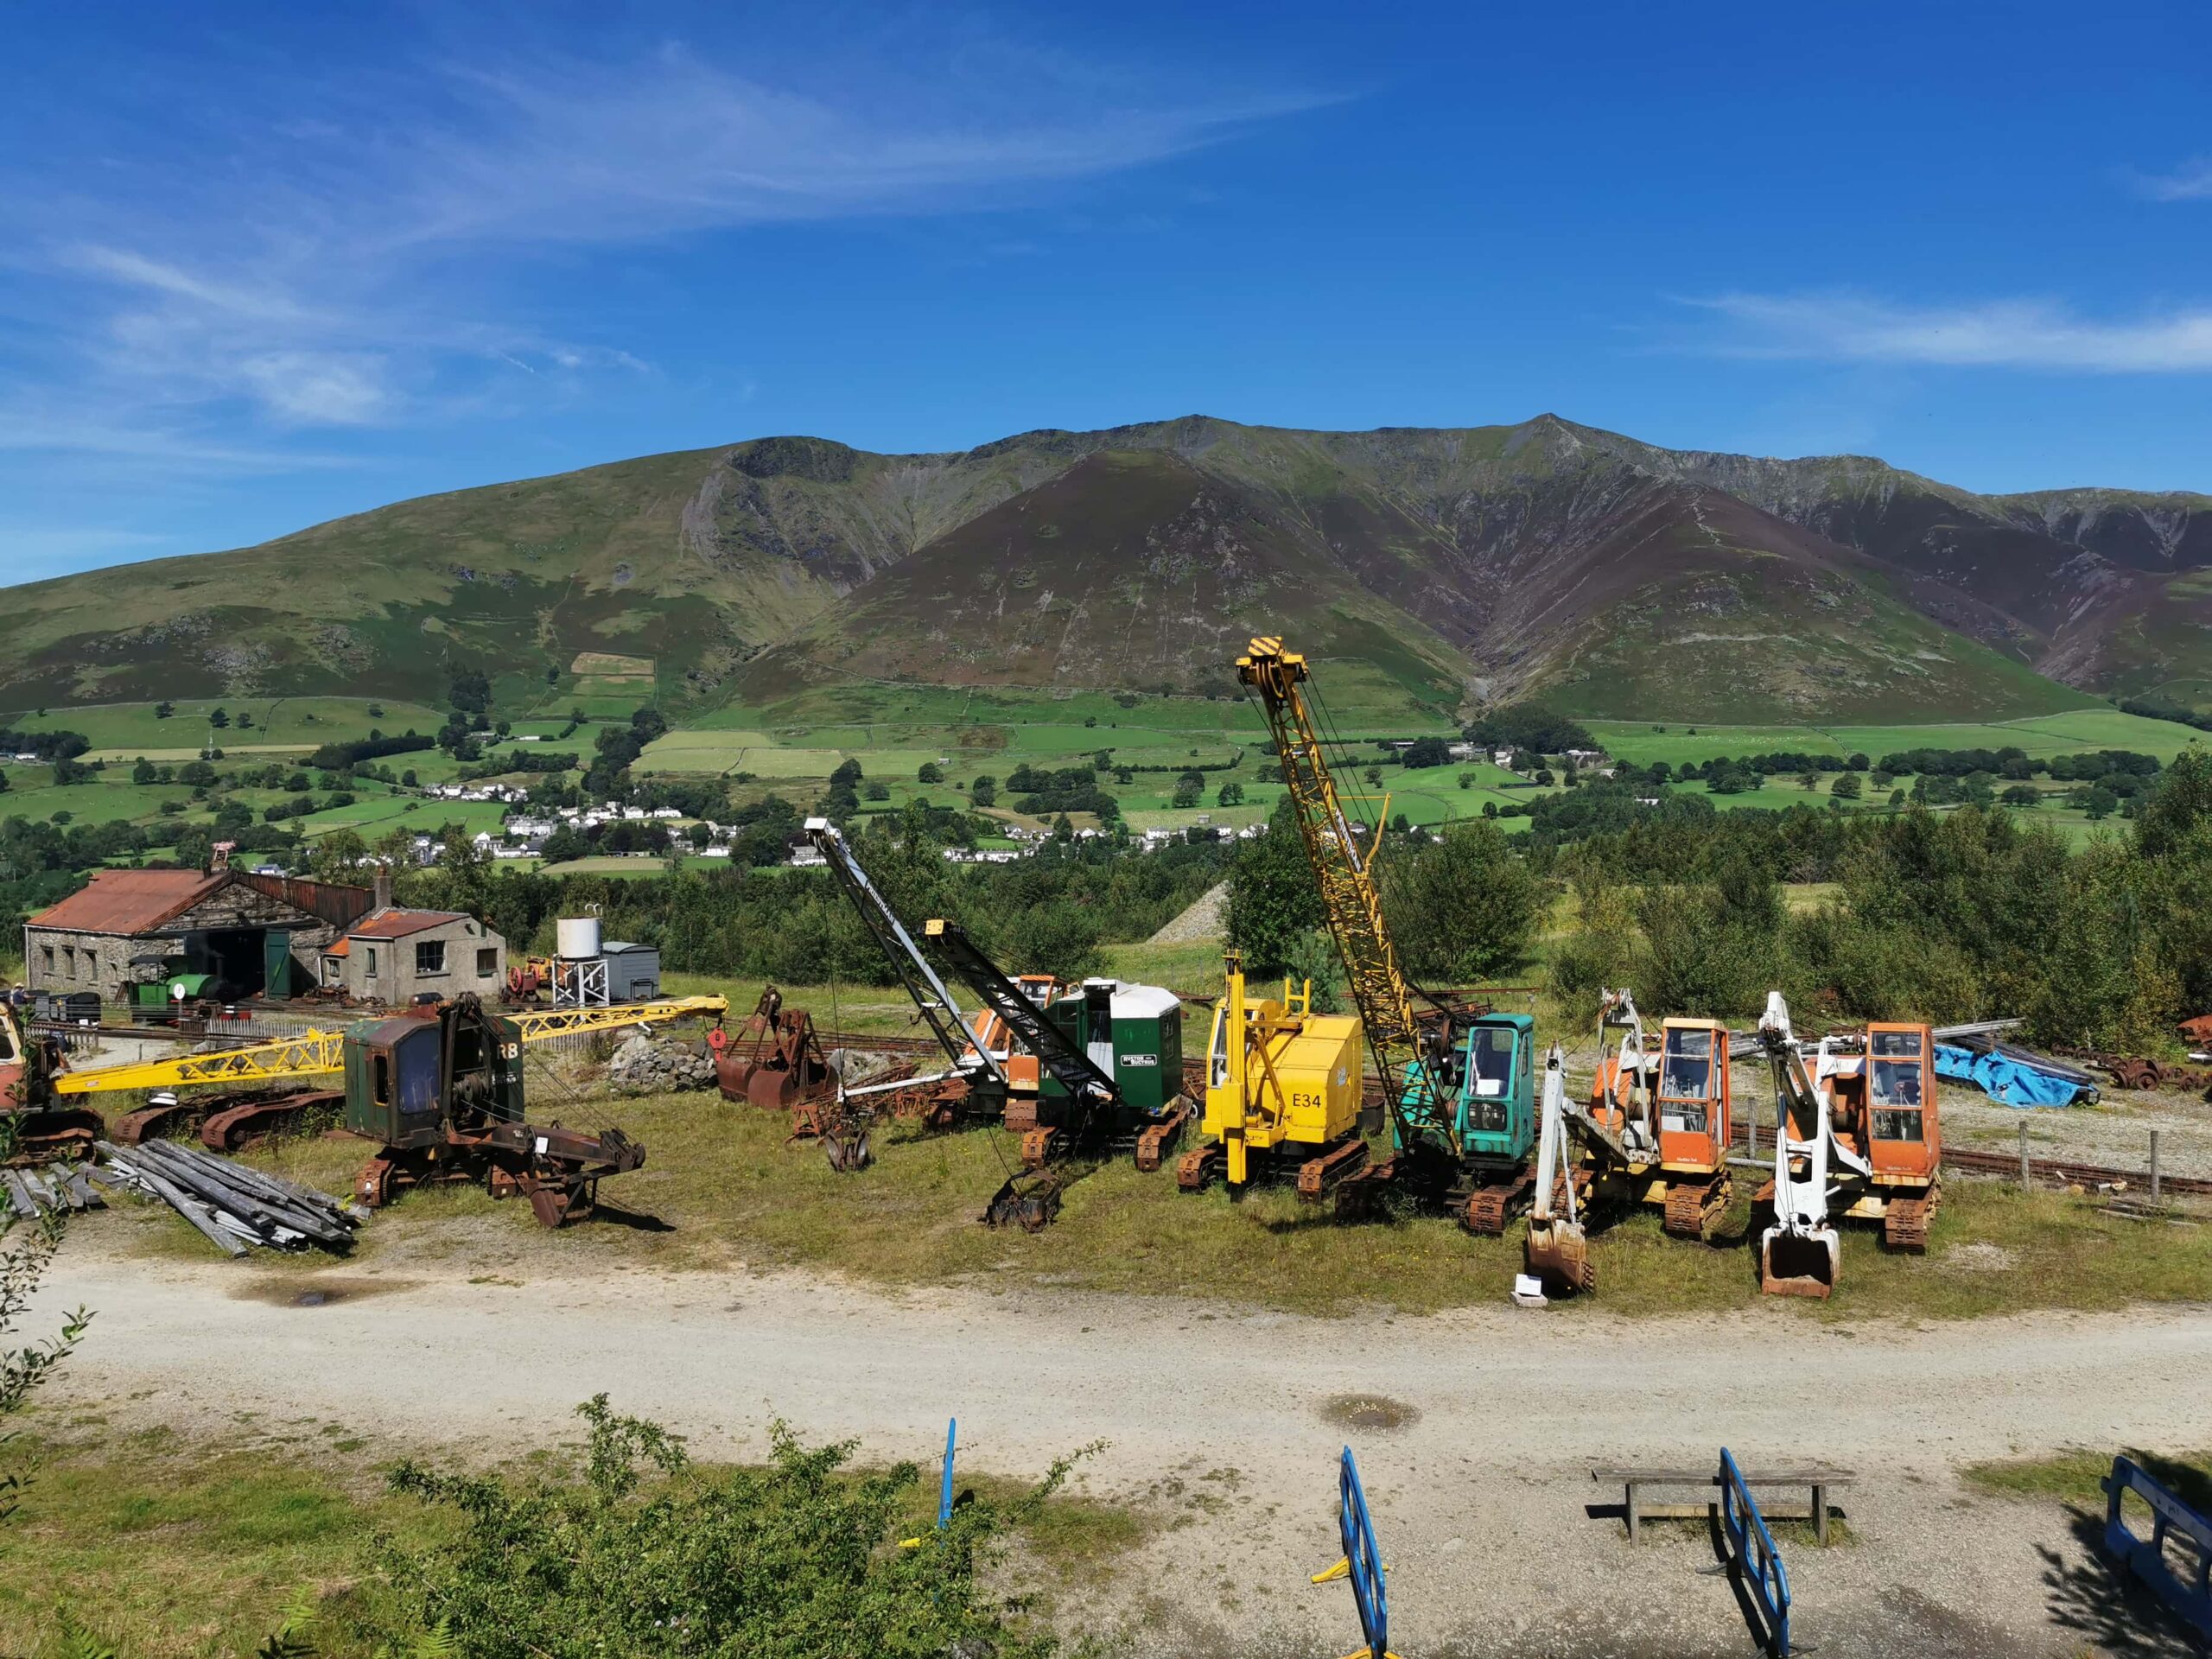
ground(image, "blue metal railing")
xmin=1338 ymin=1446 xmax=1390 ymax=1659
xmin=2104 ymin=1454 xmax=2212 ymax=1636
xmin=1719 ymin=1446 xmax=1792 ymax=1656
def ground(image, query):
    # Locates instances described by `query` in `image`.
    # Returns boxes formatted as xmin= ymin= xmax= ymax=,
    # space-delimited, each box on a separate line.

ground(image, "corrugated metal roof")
xmin=236 ymin=871 xmax=374 ymax=931
xmin=323 ymin=938 xmax=352 ymax=958
xmin=348 ymin=907 xmax=472 ymax=940
xmin=25 ymin=870 xmax=226 ymax=935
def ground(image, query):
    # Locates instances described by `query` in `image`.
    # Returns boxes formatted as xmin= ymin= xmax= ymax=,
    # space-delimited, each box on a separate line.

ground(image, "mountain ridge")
xmin=4 ymin=414 xmax=2208 ymax=724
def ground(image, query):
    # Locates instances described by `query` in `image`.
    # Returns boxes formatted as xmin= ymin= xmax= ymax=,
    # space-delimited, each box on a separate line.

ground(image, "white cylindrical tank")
xmin=556 ymin=917 xmax=602 ymax=960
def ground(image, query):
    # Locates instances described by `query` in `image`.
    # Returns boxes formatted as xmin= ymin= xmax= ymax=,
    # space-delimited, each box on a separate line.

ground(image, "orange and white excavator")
xmin=1758 ymin=992 xmax=1942 ymax=1298
xmin=1585 ymin=989 xmax=1736 ymax=1239
xmin=1523 ymin=989 xmax=1740 ymax=1294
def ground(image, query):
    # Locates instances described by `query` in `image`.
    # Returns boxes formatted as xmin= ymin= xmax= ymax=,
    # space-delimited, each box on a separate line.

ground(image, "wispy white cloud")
xmin=383 ymin=50 xmax=1330 ymax=249
xmin=0 ymin=411 xmax=364 ymax=469
xmin=1681 ymin=292 xmax=2212 ymax=373
xmin=2134 ymin=157 xmax=2212 ymax=201
xmin=2 ymin=40 xmax=1328 ymax=448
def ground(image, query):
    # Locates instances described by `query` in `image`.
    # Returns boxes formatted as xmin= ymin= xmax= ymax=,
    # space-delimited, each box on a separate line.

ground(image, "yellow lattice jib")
xmin=1236 ymin=638 xmax=1422 ymax=1101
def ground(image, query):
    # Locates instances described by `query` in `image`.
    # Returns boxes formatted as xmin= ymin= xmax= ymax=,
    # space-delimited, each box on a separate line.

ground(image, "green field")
xmin=1 ymin=696 xmax=441 ymax=755
xmin=1589 ymin=707 xmax=2207 ymax=768
xmin=5 ymin=685 xmax=2199 ymax=862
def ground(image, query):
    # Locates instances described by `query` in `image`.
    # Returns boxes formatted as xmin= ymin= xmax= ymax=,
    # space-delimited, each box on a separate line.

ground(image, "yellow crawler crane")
xmin=1237 ymin=637 xmax=1471 ymax=1208
xmin=1178 ymin=950 xmax=1365 ymax=1197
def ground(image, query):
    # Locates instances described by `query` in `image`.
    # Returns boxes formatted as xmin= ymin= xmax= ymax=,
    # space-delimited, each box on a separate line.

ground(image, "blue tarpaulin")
xmin=1936 ymin=1044 xmax=2092 ymax=1108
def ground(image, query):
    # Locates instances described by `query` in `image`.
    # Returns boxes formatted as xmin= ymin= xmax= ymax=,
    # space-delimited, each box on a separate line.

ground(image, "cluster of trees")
xmin=1676 ymin=750 xmax=1872 ymax=790
xmin=387 ymin=810 xmax=1226 ymax=988
xmin=1007 ymin=764 xmax=1119 ymax=818
xmin=305 ymin=732 xmax=432 ymax=770
xmin=585 ymin=707 xmax=668 ymax=798
xmin=1546 ymin=749 xmax=2212 ymax=1050
xmin=1224 ymin=746 xmax=2212 ymax=1051
xmin=1225 ymin=797 xmax=1541 ymax=993
xmin=1462 ymin=707 xmax=1595 ymax=753
xmin=0 ymin=728 xmax=90 ymax=763
xmin=2119 ymin=695 xmax=2212 ymax=734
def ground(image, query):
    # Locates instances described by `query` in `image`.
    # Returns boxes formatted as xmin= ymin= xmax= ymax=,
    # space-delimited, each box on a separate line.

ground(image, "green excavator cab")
xmin=343 ymin=1001 xmax=525 ymax=1148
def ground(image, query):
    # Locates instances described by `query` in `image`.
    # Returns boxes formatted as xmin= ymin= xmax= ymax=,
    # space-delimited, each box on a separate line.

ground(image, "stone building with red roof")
xmin=320 ymin=898 xmax=507 ymax=1005
xmin=22 ymin=862 xmax=375 ymax=1003
xmin=22 ymin=861 xmax=509 ymax=1010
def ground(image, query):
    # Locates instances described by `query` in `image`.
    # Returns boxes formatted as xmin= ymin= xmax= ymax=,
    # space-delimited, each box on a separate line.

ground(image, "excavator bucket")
xmin=1760 ymin=1224 xmax=1839 ymax=1299
xmin=1526 ymin=1218 xmax=1595 ymax=1296
xmin=982 ymin=1170 xmax=1063 ymax=1232
xmin=745 ymin=1065 xmax=798 ymax=1110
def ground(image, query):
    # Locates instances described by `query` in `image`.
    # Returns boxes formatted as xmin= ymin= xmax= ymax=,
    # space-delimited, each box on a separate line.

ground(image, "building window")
xmin=85 ymin=952 xmax=98 ymax=981
xmin=416 ymin=939 xmax=447 ymax=976
xmin=62 ymin=947 xmax=75 ymax=979
xmin=366 ymin=946 xmax=378 ymax=977
xmin=476 ymin=947 xmax=497 ymax=977
xmin=321 ymin=956 xmax=342 ymax=986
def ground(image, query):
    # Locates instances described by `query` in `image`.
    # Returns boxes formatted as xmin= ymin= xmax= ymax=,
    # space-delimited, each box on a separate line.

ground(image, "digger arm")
xmin=804 ymin=818 xmax=1005 ymax=1084
xmin=50 ymin=1028 xmax=350 ymax=1095
xmin=1530 ymin=1044 xmax=1576 ymax=1225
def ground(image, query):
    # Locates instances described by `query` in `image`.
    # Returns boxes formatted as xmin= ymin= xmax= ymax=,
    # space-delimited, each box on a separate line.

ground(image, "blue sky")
xmin=5 ymin=0 xmax=2212 ymax=583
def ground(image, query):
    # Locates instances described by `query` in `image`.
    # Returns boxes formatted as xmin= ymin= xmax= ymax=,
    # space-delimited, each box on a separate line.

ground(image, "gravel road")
xmin=32 ymin=1237 xmax=2212 ymax=1657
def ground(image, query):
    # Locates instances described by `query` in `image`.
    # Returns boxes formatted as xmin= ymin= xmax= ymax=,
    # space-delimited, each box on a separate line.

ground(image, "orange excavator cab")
xmin=1863 ymin=1022 xmax=1938 ymax=1182
xmin=1655 ymin=1019 xmax=1731 ymax=1166
xmin=1653 ymin=1018 xmax=1733 ymax=1238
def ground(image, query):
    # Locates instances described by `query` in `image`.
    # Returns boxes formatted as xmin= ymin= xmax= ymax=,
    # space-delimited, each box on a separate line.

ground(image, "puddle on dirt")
xmin=230 ymin=1276 xmax=422 ymax=1309
xmin=1319 ymin=1392 xmax=1421 ymax=1431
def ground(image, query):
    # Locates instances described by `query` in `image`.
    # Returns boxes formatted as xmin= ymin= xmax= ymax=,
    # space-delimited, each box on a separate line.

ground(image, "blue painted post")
xmin=938 ymin=1416 xmax=957 ymax=1529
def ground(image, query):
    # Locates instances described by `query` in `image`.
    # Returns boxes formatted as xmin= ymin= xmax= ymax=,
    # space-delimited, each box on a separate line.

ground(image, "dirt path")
xmin=35 ymin=1238 xmax=2212 ymax=1657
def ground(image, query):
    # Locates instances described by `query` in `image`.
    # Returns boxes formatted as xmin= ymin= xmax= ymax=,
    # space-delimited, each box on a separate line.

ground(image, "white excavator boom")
xmin=1524 ymin=1043 xmax=1594 ymax=1294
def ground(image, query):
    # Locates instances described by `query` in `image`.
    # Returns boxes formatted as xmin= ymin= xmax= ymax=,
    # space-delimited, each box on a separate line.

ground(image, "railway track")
xmin=1734 ymin=1122 xmax=2209 ymax=1198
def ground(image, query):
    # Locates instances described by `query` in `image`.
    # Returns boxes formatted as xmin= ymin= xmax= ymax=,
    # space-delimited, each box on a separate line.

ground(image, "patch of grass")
xmin=147 ymin=1093 xmax=2212 ymax=1325
xmin=0 ymin=1425 xmax=435 ymax=1659
xmin=3 ymin=1417 xmax=1152 ymax=1658
xmin=1962 ymin=1446 xmax=2212 ymax=1513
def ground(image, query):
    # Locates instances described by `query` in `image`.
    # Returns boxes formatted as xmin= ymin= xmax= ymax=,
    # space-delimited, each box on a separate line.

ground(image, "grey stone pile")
xmin=607 ymin=1033 xmax=716 ymax=1093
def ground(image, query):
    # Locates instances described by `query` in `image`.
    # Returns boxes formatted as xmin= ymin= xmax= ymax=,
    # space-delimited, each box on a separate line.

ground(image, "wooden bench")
xmin=1591 ymin=1465 xmax=1855 ymax=1545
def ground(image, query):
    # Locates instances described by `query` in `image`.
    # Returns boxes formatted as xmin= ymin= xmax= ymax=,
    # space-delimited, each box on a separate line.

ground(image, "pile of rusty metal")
xmin=93 ymin=1138 xmax=362 ymax=1256
xmin=712 ymin=987 xmax=837 ymax=1109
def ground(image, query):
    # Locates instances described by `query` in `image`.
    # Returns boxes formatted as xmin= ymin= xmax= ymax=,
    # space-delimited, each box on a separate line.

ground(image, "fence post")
xmin=2150 ymin=1130 xmax=2161 ymax=1204
xmin=2018 ymin=1121 xmax=2031 ymax=1187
